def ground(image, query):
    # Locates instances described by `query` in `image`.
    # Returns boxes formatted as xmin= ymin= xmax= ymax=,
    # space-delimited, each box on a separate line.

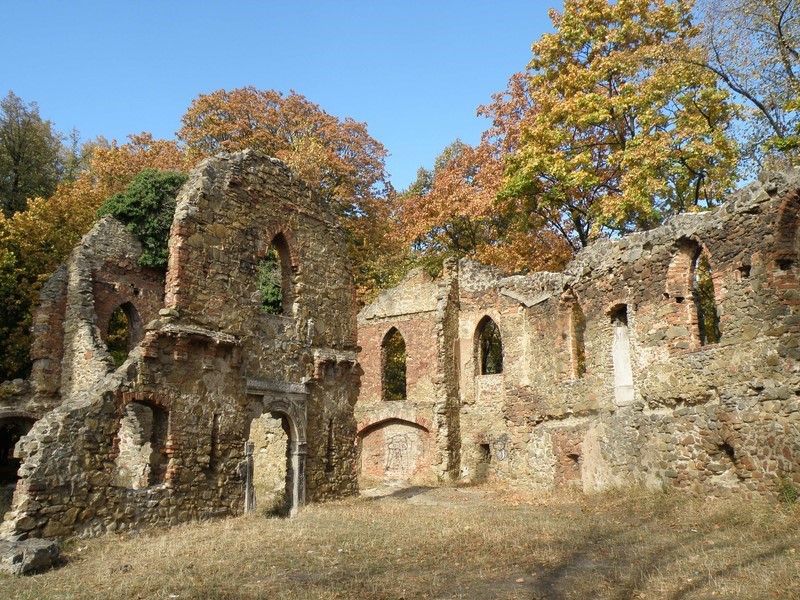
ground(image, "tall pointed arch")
xmin=475 ymin=316 xmax=503 ymax=375
xmin=382 ymin=327 xmax=407 ymax=401
xmin=258 ymin=232 xmax=295 ymax=316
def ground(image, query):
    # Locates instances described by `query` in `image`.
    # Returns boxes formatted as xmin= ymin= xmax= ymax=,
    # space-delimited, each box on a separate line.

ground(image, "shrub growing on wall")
xmin=257 ymin=247 xmax=283 ymax=315
xmin=98 ymin=169 xmax=188 ymax=269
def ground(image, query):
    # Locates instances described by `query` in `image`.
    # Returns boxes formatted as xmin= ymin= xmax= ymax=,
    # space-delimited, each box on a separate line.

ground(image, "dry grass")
xmin=3 ymin=485 xmax=799 ymax=599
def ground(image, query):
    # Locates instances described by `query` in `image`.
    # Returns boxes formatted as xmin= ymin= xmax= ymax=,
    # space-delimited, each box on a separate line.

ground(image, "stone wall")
xmin=356 ymin=170 xmax=800 ymax=498
xmin=356 ymin=266 xmax=460 ymax=485
xmin=1 ymin=151 xmax=360 ymax=539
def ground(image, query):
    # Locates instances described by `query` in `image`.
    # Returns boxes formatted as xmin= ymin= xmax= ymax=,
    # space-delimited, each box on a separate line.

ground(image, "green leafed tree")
xmin=0 ymin=92 xmax=64 ymax=216
xmin=257 ymin=247 xmax=283 ymax=315
xmin=692 ymin=0 xmax=800 ymax=164
xmin=98 ymin=169 xmax=188 ymax=269
xmin=495 ymin=0 xmax=739 ymax=249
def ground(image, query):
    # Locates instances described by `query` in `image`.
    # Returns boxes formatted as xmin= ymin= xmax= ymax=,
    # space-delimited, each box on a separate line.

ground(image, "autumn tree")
xmin=178 ymin=86 xmax=403 ymax=300
xmin=494 ymin=0 xmax=738 ymax=250
xmin=692 ymin=0 xmax=800 ymax=163
xmin=399 ymin=139 xmax=570 ymax=275
xmin=0 ymin=92 xmax=64 ymax=216
xmin=0 ymin=133 xmax=187 ymax=380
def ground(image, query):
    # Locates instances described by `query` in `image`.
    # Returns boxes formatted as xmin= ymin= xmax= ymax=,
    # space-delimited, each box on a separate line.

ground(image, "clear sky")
xmin=1 ymin=1 xmax=561 ymax=191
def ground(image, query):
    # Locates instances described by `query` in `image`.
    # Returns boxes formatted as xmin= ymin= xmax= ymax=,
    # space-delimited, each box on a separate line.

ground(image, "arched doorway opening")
xmin=244 ymin=379 xmax=309 ymax=518
xmin=246 ymin=412 xmax=291 ymax=516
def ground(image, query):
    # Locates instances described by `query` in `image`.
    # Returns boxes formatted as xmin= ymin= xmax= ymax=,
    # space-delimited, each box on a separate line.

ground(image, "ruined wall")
xmin=358 ymin=170 xmax=800 ymax=499
xmin=356 ymin=266 xmax=460 ymax=485
xmin=2 ymin=151 xmax=360 ymax=539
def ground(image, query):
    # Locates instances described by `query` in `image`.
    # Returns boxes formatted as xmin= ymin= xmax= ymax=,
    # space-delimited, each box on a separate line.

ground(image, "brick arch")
xmin=357 ymin=416 xmax=432 ymax=484
xmin=357 ymin=410 xmax=431 ymax=436
xmin=664 ymin=237 xmax=721 ymax=350
xmin=258 ymin=224 xmax=299 ymax=272
xmin=665 ymin=236 xmax=710 ymax=300
xmin=257 ymin=229 xmax=297 ymax=317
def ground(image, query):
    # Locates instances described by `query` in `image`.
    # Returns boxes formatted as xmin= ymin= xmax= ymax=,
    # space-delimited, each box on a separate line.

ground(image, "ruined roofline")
xmin=365 ymin=168 xmax=800 ymax=309
xmin=564 ymin=168 xmax=800 ymax=279
xmin=176 ymin=150 xmax=344 ymax=232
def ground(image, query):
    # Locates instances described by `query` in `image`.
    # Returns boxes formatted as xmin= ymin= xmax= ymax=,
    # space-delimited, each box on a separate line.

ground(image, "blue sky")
xmin=1 ymin=1 xmax=560 ymax=191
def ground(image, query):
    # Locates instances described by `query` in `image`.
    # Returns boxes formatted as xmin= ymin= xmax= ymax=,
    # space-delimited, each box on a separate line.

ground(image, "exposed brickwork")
xmin=356 ymin=169 xmax=800 ymax=499
xmin=1 ymin=152 xmax=360 ymax=539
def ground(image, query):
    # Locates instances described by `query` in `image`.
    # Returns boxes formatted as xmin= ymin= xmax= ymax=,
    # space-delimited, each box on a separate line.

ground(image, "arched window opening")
xmin=477 ymin=317 xmax=503 ymax=375
xmin=105 ymin=303 xmax=141 ymax=367
xmin=382 ymin=328 xmax=407 ymax=401
xmin=694 ymin=252 xmax=721 ymax=345
xmin=610 ymin=304 xmax=634 ymax=406
xmin=258 ymin=233 xmax=293 ymax=316
xmin=106 ymin=306 xmax=131 ymax=367
xmin=114 ymin=402 xmax=169 ymax=489
xmin=570 ymin=302 xmax=587 ymax=378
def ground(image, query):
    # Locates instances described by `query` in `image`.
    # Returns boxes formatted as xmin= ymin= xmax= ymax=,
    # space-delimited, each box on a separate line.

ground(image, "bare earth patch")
xmin=3 ymin=485 xmax=799 ymax=599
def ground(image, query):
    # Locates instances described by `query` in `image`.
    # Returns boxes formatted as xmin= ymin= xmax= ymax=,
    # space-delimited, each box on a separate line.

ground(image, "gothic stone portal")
xmin=245 ymin=379 xmax=308 ymax=517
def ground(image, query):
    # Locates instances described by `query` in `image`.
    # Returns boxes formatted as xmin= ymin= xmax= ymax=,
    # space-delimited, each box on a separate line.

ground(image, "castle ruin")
xmin=0 ymin=154 xmax=799 ymax=541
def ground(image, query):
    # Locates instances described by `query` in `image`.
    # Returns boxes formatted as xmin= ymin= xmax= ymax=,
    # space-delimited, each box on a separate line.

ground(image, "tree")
xmin=98 ymin=169 xmax=189 ymax=269
xmin=0 ymin=92 xmax=64 ymax=216
xmin=493 ymin=0 xmax=738 ymax=251
xmin=178 ymin=87 xmax=403 ymax=301
xmin=398 ymin=140 xmax=571 ymax=275
xmin=692 ymin=0 xmax=800 ymax=163
xmin=0 ymin=133 xmax=188 ymax=380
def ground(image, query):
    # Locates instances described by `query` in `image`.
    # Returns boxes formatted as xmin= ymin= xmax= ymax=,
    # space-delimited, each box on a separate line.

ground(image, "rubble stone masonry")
xmin=0 ymin=152 xmax=360 ymax=538
xmin=3 ymin=160 xmax=800 ymax=542
xmin=357 ymin=170 xmax=800 ymax=498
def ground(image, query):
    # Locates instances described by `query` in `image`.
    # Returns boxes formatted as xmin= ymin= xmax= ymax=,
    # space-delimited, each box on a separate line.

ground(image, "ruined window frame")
xmin=381 ymin=327 xmax=407 ymax=401
xmin=113 ymin=401 xmax=170 ymax=490
xmin=665 ymin=238 xmax=722 ymax=349
xmin=258 ymin=232 xmax=295 ymax=317
xmin=476 ymin=316 xmax=503 ymax=376
xmin=103 ymin=302 xmax=142 ymax=368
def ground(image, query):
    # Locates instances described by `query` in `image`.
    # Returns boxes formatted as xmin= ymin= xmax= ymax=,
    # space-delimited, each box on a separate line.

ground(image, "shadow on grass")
xmin=522 ymin=501 xmax=796 ymax=600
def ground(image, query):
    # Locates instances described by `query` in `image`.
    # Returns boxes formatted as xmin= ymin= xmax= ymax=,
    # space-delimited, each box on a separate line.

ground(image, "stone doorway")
xmin=246 ymin=412 xmax=291 ymax=515
xmin=245 ymin=379 xmax=308 ymax=517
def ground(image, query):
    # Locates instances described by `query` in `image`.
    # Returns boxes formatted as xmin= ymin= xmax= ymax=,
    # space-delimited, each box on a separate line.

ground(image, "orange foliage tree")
xmin=178 ymin=86 xmax=406 ymax=300
xmin=398 ymin=136 xmax=571 ymax=276
xmin=0 ymin=133 xmax=187 ymax=380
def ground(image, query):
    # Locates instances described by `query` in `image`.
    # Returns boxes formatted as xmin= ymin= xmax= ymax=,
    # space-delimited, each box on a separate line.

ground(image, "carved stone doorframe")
xmin=245 ymin=378 xmax=308 ymax=517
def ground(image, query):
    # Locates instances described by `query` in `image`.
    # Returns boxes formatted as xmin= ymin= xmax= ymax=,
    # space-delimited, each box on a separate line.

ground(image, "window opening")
xmin=115 ymin=402 xmax=169 ymax=489
xmin=106 ymin=305 xmax=133 ymax=367
xmin=610 ymin=304 xmax=634 ymax=406
xmin=257 ymin=233 xmax=292 ymax=316
xmin=383 ymin=328 xmax=407 ymax=401
xmin=694 ymin=253 xmax=721 ymax=345
xmin=477 ymin=317 xmax=503 ymax=375
xmin=570 ymin=302 xmax=587 ymax=378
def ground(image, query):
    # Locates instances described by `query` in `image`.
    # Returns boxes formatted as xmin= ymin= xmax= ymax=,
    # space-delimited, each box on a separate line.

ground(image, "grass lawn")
xmin=3 ymin=485 xmax=799 ymax=599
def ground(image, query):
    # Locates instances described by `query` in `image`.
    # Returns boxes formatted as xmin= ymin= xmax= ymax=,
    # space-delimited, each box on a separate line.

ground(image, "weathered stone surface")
xmin=357 ymin=168 xmax=800 ymax=500
xmin=0 ymin=151 xmax=360 ymax=539
xmin=0 ymin=538 xmax=60 ymax=575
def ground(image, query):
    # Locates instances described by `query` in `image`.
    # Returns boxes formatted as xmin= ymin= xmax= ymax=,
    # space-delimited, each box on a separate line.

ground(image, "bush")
xmin=98 ymin=169 xmax=188 ymax=269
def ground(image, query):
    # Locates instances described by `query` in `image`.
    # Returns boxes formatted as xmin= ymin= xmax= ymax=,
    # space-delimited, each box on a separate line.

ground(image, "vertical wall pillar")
xmin=290 ymin=440 xmax=307 ymax=517
xmin=244 ymin=441 xmax=255 ymax=512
